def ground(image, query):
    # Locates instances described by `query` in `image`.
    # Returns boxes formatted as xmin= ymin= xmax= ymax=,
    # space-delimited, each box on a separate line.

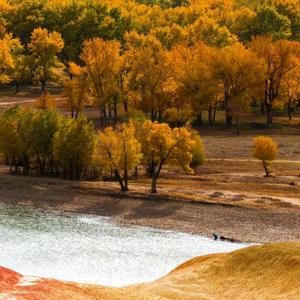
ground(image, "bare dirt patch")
xmin=0 ymin=174 xmax=299 ymax=244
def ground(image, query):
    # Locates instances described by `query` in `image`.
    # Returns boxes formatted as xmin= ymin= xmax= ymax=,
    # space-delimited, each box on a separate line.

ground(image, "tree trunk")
xmin=102 ymin=104 xmax=107 ymax=120
xmin=208 ymin=104 xmax=213 ymax=126
xmin=108 ymin=103 xmax=112 ymax=118
xmin=263 ymin=160 xmax=271 ymax=177
xmin=134 ymin=166 xmax=138 ymax=179
xmin=158 ymin=111 xmax=162 ymax=123
xmin=151 ymin=108 xmax=155 ymax=122
xmin=151 ymin=175 xmax=158 ymax=193
xmin=265 ymin=103 xmax=273 ymax=124
xmin=226 ymin=113 xmax=233 ymax=127
xmin=196 ymin=112 xmax=202 ymax=126
xmin=287 ymin=99 xmax=293 ymax=120
xmin=114 ymin=170 xmax=128 ymax=192
xmin=76 ymin=166 xmax=81 ymax=180
xmin=124 ymin=168 xmax=128 ymax=191
xmin=123 ymin=100 xmax=128 ymax=113
xmin=9 ymin=157 xmax=13 ymax=174
xmin=236 ymin=117 xmax=240 ymax=136
xmin=113 ymin=96 xmax=118 ymax=119
xmin=224 ymin=93 xmax=233 ymax=127
xmin=41 ymin=80 xmax=46 ymax=95
xmin=213 ymin=105 xmax=217 ymax=123
xmin=15 ymin=81 xmax=20 ymax=94
xmin=260 ymin=101 xmax=265 ymax=115
xmin=99 ymin=106 xmax=104 ymax=125
xmin=22 ymin=155 xmax=29 ymax=176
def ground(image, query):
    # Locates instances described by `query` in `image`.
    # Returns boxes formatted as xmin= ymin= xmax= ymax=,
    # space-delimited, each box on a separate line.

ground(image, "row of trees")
xmin=0 ymin=107 xmax=205 ymax=193
xmin=65 ymin=34 xmax=300 ymax=128
xmin=3 ymin=27 xmax=300 ymax=129
xmin=2 ymin=0 xmax=300 ymax=54
xmin=1 ymin=1 xmax=300 ymax=130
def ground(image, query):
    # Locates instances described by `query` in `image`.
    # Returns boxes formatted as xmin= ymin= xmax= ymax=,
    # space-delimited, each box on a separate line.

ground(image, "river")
xmin=0 ymin=202 xmax=248 ymax=286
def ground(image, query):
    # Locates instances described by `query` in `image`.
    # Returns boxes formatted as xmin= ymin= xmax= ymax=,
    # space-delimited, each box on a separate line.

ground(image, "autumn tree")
xmin=96 ymin=122 xmax=142 ymax=191
xmin=189 ymin=129 xmax=206 ymax=169
xmin=186 ymin=16 xmax=236 ymax=47
xmin=211 ymin=42 xmax=263 ymax=128
xmin=281 ymin=58 xmax=300 ymax=120
xmin=17 ymin=108 xmax=36 ymax=175
xmin=54 ymin=116 xmax=95 ymax=180
xmin=28 ymin=27 xmax=64 ymax=94
xmin=250 ymin=36 xmax=300 ymax=124
xmin=253 ymin=136 xmax=277 ymax=177
xmin=30 ymin=109 xmax=61 ymax=175
xmin=0 ymin=35 xmax=14 ymax=84
xmin=0 ymin=106 xmax=20 ymax=174
xmin=137 ymin=120 xmax=196 ymax=193
xmin=251 ymin=6 xmax=292 ymax=40
xmin=169 ymin=42 xmax=218 ymax=125
xmin=80 ymin=38 xmax=121 ymax=124
xmin=63 ymin=62 xmax=89 ymax=119
xmin=0 ymin=34 xmax=30 ymax=92
xmin=126 ymin=36 xmax=172 ymax=122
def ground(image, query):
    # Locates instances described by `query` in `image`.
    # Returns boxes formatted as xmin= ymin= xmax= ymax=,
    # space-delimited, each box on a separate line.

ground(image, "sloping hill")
xmin=0 ymin=243 xmax=299 ymax=300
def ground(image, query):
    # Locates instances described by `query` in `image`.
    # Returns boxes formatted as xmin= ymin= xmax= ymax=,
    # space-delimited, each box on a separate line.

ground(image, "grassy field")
xmin=1 ymin=243 xmax=299 ymax=299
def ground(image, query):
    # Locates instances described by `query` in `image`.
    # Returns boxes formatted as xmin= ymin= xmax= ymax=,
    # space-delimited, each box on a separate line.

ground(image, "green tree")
xmin=251 ymin=6 xmax=291 ymax=40
xmin=54 ymin=116 xmax=95 ymax=180
xmin=30 ymin=109 xmax=61 ymax=175
xmin=0 ymin=106 xmax=20 ymax=174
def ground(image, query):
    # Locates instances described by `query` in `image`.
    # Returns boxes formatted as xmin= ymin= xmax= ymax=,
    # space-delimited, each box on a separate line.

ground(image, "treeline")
xmin=0 ymin=0 xmax=300 ymax=133
xmin=1 ymin=0 xmax=300 ymax=130
xmin=0 ymin=107 xmax=205 ymax=193
xmin=1 ymin=26 xmax=300 ymax=131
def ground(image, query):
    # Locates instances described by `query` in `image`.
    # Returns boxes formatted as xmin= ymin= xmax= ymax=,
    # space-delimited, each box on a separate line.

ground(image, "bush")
xmin=253 ymin=136 xmax=277 ymax=177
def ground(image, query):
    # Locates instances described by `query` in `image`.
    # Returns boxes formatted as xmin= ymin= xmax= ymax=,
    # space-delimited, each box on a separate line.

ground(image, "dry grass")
xmin=128 ymin=242 xmax=300 ymax=300
xmin=1 ymin=243 xmax=299 ymax=300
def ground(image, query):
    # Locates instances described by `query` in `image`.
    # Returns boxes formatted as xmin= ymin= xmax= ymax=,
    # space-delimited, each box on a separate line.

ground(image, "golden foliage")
xmin=253 ymin=136 xmax=278 ymax=176
xmin=253 ymin=136 xmax=277 ymax=162
xmin=96 ymin=122 xmax=142 ymax=191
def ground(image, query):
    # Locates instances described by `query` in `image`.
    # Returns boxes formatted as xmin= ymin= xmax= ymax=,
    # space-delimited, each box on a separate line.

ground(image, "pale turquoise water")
xmin=0 ymin=202 xmax=248 ymax=286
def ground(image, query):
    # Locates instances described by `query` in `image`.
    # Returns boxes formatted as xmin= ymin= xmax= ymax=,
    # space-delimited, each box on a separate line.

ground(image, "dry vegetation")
xmin=1 ymin=243 xmax=299 ymax=300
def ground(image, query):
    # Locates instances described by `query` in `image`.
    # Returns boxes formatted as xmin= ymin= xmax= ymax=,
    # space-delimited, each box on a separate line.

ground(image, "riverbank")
xmin=0 ymin=173 xmax=299 ymax=243
xmin=1 ymin=243 xmax=300 ymax=300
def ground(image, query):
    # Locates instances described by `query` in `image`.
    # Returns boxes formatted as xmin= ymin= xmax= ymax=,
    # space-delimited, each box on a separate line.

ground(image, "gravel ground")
xmin=0 ymin=174 xmax=299 ymax=244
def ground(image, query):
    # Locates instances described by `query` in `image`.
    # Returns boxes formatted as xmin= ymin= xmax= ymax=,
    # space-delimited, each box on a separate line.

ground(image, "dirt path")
xmin=0 ymin=174 xmax=299 ymax=244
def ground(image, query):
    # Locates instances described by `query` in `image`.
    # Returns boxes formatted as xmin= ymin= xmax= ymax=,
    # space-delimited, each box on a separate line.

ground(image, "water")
xmin=0 ymin=202 xmax=248 ymax=286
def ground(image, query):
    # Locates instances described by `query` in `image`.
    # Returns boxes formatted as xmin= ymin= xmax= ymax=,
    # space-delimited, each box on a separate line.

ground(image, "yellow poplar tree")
xmin=28 ymin=28 xmax=64 ymax=94
xmin=211 ymin=42 xmax=264 ymax=128
xmin=137 ymin=120 xmax=195 ymax=193
xmin=250 ymin=36 xmax=300 ymax=124
xmin=96 ymin=122 xmax=142 ymax=192
xmin=169 ymin=42 xmax=218 ymax=125
xmin=63 ymin=62 xmax=89 ymax=119
xmin=253 ymin=136 xmax=277 ymax=177
xmin=0 ymin=36 xmax=14 ymax=84
xmin=80 ymin=38 xmax=121 ymax=124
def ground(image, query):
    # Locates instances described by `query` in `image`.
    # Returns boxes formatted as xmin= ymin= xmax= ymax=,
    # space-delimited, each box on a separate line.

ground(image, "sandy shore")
xmin=0 ymin=173 xmax=299 ymax=244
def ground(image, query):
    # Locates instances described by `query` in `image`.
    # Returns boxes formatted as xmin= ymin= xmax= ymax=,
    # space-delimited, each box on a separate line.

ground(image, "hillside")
xmin=1 ymin=243 xmax=299 ymax=299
